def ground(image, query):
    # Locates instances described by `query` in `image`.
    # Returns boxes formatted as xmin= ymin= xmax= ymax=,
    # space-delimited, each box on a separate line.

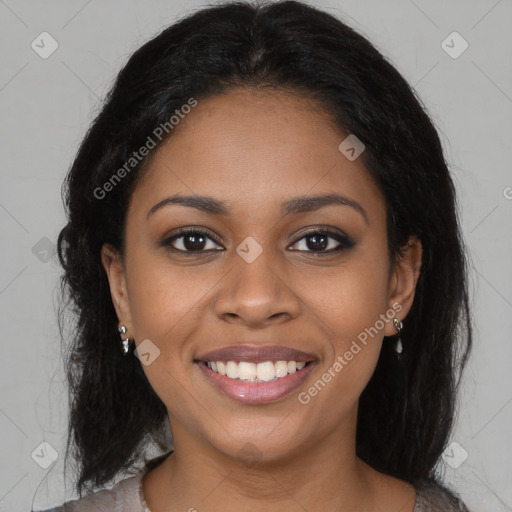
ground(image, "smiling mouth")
xmin=196 ymin=359 xmax=315 ymax=382
xmin=195 ymin=357 xmax=318 ymax=403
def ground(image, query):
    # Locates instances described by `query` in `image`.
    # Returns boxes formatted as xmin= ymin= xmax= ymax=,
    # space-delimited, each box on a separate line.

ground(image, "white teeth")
xmin=226 ymin=361 xmax=239 ymax=379
xmin=257 ymin=361 xmax=276 ymax=381
xmin=238 ymin=361 xmax=257 ymax=380
xmin=205 ymin=360 xmax=310 ymax=382
xmin=275 ymin=360 xmax=288 ymax=378
xmin=217 ymin=361 xmax=226 ymax=376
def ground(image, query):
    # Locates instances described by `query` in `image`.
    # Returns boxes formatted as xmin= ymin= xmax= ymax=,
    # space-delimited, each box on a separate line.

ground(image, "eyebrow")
xmin=147 ymin=192 xmax=368 ymax=224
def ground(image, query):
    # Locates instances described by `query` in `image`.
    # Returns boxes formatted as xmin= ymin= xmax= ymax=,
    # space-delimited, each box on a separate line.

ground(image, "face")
xmin=102 ymin=88 xmax=421 ymax=462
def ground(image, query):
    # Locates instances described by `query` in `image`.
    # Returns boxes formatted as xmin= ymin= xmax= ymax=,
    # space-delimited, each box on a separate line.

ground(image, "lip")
xmin=194 ymin=344 xmax=318 ymax=364
xmin=196 ymin=359 xmax=318 ymax=404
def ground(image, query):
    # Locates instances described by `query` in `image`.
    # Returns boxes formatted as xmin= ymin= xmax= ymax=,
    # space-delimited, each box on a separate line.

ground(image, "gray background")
xmin=1 ymin=0 xmax=511 ymax=510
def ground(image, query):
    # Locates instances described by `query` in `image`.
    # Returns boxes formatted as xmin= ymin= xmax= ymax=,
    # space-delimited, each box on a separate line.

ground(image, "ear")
xmin=100 ymin=243 xmax=135 ymax=338
xmin=383 ymin=235 xmax=423 ymax=337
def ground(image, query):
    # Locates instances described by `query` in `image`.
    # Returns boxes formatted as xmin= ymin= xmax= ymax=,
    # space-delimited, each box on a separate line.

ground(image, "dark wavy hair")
xmin=56 ymin=0 xmax=472 ymax=497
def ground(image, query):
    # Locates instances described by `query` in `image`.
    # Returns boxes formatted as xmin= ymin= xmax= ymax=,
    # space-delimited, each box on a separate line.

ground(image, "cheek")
xmin=123 ymin=252 xmax=212 ymax=408
xmin=288 ymin=251 xmax=391 ymax=430
xmin=124 ymin=247 xmax=216 ymax=372
xmin=300 ymin=251 xmax=391 ymax=394
xmin=126 ymin=245 xmax=212 ymax=328
xmin=305 ymin=254 xmax=390 ymax=342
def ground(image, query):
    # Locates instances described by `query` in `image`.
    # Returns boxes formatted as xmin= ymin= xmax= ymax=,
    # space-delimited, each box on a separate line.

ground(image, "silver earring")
xmin=393 ymin=318 xmax=403 ymax=354
xmin=118 ymin=325 xmax=132 ymax=355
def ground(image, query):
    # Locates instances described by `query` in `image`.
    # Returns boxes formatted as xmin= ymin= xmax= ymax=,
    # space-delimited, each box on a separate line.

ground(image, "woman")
xmin=40 ymin=1 xmax=472 ymax=510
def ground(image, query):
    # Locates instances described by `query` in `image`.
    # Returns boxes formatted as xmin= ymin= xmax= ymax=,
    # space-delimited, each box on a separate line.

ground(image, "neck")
xmin=142 ymin=407 xmax=391 ymax=512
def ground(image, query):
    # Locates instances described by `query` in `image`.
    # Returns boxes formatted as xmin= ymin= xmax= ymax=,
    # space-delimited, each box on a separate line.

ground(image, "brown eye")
xmin=161 ymin=229 xmax=224 ymax=253
xmin=289 ymin=229 xmax=355 ymax=254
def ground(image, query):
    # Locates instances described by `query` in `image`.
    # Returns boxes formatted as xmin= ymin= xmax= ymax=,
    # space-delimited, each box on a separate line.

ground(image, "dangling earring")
xmin=393 ymin=318 xmax=403 ymax=354
xmin=118 ymin=325 xmax=132 ymax=356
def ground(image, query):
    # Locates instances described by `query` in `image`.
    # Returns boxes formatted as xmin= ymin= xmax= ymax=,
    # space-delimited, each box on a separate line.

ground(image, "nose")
xmin=213 ymin=247 xmax=302 ymax=328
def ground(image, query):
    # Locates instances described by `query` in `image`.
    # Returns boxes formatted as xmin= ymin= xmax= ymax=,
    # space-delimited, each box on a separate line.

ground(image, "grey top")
xmin=38 ymin=455 xmax=470 ymax=512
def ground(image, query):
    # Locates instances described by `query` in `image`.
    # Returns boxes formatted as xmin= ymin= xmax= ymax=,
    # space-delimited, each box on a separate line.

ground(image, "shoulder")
xmin=413 ymin=478 xmax=471 ymax=512
xmin=35 ymin=451 xmax=172 ymax=512
xmin=35 ymin=470 xmax=146 ymax=512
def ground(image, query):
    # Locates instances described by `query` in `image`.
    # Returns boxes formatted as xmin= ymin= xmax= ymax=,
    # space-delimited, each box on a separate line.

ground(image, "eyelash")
xmin=160 ymin=227 xmax=355 ymax=256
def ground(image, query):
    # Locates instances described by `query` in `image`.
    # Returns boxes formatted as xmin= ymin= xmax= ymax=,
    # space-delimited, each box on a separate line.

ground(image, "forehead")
xmin=129 ymin=88 xmax=385 ymax=222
